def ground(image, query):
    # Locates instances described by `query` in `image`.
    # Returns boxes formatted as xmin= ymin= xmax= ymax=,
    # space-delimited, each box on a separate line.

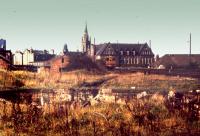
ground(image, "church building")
xmin=81 ymin=25 xmax=155 ymax=68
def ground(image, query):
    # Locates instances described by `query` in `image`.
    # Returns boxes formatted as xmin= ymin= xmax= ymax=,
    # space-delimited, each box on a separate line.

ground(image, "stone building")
xmin=13 ymin=51 xmax=23 ymax=65
xmin=93 ymin=43 xmax=154 ymax=67
xmin=13 ymin=49 xmax=55 ymax=67
xmin=81 ymin=24 xmax=91 ymax=54
xmin=0 ymin=39 xmax=6 ymax=50
xmin=0 ymin=39 xmax=13 ymax=69
xmin=81 ymin=25 xmax=154 ymax=68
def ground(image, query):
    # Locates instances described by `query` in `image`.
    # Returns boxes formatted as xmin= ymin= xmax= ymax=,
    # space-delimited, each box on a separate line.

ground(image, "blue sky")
xmin=0 ymin=0 xmax=200 ymax=56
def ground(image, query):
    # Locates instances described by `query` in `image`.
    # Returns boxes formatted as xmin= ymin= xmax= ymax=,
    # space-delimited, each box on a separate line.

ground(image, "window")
xmin=151 ymin=58 xmax=154 ymax=63
xmin=61 ymin=58 xmax=64 ymax=63
xmin=120 ymin=59 xmax=124 ymax=64
xmin=127 ymin=58 xmax=130 ymax=64
xmin=96 ymin=55 xmax=101 ymax=60
xmin=120 ymin=51 xmax=123 ymax=55
xmin=107 ymin=47 xmax=113 ymax=55
xmin=132 ymin=51 xmax=135 ymax=56
xmin=124 ymin=58 xmax=126 ymax=64
xmin=127 ymin=51 xmax=130 ymax=56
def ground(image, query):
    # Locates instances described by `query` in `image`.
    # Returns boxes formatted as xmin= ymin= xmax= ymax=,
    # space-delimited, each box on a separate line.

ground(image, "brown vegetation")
xmin=0 ymin=69 xmax=199 ymax=135
xmin=0 ymin=69 xmax=198 ymax=92
xmin=0 ymin=93 xmax=199 ymax=135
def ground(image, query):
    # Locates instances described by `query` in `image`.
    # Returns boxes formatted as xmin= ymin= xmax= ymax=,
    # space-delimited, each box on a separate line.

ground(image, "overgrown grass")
xmin=0 ymin=93 xmax=199 ymax=135
xmin=0 ymin=69 xmax=104 ymax=90
xmin=0 ymin=69 xmax=43 ymax=90
xmin=100 ymin=72 xmax=198 ymax=92
xmin=0 ymin=69 xmax=198 ymax=92
xmin=0 ymin=69 xmax=199 ymax=135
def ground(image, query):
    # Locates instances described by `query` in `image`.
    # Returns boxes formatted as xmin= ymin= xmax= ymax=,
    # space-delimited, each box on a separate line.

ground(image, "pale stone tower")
xmin=82 ymin=24 xmax=91 ymax=54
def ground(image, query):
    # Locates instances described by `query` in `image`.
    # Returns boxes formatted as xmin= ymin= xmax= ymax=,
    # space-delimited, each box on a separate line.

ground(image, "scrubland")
xmin=0 ymin=69 xmax=199 ymax=135
xmin=0 ymin=93 xmax=199 ymax=136
xmin=0 ymin=69 xmax=198 ymax=92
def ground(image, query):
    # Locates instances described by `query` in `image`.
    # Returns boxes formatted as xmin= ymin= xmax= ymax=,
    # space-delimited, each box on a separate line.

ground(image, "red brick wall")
xmin=0 ymin=58 xmax=9 ymax=69
xmin=49 ymin=54 xmax=99 ymax=74
xmin=50 ymin=56 xmax=70 ymax=73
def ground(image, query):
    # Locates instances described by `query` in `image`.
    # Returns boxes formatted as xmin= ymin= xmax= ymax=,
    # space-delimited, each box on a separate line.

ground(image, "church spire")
xmin=84 ymin=23 xmax=88 ymax=34
xmin=82 ymin=23 xmax=90 ymax=53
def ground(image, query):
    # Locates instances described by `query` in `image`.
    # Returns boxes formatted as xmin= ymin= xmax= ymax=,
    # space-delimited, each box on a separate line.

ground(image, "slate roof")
xmin=0 ymin=54 xmax=12 ymax=63
xmin=32 ymin=50 xmax=45 ymax=54
xmin=15 ymin=51 xmax=23 ymax=54
xmin=95 ymin=42 xmax=151 ymax=56
xmin=154 ymin=54 xmax=200 ymax=68
xmin=24 ymin=49 xmax=48 ymax=55
xmin=34 ymin=53 xmax=55 ymax=62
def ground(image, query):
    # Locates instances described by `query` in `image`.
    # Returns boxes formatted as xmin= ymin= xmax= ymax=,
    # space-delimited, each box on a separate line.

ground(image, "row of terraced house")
xmin=1 ymin=25 xmax=200 ymax=71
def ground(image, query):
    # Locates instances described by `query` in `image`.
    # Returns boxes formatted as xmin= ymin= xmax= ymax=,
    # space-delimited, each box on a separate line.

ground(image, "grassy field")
xmin=0 ymin=69 xmax=198 ymax=92
xmin=0 ymin=69 xmax=199 ymax=135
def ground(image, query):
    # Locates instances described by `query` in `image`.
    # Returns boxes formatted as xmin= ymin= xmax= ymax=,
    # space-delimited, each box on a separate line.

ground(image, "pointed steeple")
xmin=82 ymin=23 xmax=90 ymax=53
xmin=84 ymin=23 xmax=88 ymax=34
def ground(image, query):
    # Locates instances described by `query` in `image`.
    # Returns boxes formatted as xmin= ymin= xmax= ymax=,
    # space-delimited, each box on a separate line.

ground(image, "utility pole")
xmin=189 ymin=33 xmax=192 ymax=64
xmin=189 ymin=33 xmax=191 ymax=56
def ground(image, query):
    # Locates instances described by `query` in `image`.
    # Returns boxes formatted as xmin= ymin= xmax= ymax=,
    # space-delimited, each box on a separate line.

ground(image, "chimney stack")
xmin=149 ymin=40 xmax=151 ymax=49
xmin=51 ymin=49 xmax=54 ymax=55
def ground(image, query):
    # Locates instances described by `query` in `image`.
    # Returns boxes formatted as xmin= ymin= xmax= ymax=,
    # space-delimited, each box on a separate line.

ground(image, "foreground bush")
xmin=0 ymin=94 xmax=199 ymax=136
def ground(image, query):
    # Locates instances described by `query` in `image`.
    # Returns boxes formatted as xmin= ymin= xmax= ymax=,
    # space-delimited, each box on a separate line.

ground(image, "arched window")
xmin=132 ymin=51 xmax=135 ymax=56
xmin=127 ymin=51 xmax=130 ymax=56
xmin=61 ymin=58 xmax=64 ymax=63
xmin=107 ymin=47 xmax=112 ymax=55
xmin=120 ymin=51 xmax=123 ymax=55
xmin=124 ymin=58 xmax=126 ymax=64
xmin=137 ymin=57 xmax=139 ymax=64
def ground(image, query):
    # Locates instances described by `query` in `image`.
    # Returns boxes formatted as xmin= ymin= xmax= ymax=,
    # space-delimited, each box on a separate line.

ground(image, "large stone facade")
xmin=13 ymin=51 xmax=23 ymax=65
xmin=13 ymin=49 xmax=55 ymax=67
xmin=81 ymin=25 xmax=155 ymax=68
xmin=94 ymin=43 xmax=154 ymax=68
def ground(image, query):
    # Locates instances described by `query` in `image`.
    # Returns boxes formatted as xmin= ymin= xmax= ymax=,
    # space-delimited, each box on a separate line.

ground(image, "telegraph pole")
xmin=189 ymin=33 xmax=192 ymax=64
xmin=189 ymin=33 xmax=191 ymax=56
